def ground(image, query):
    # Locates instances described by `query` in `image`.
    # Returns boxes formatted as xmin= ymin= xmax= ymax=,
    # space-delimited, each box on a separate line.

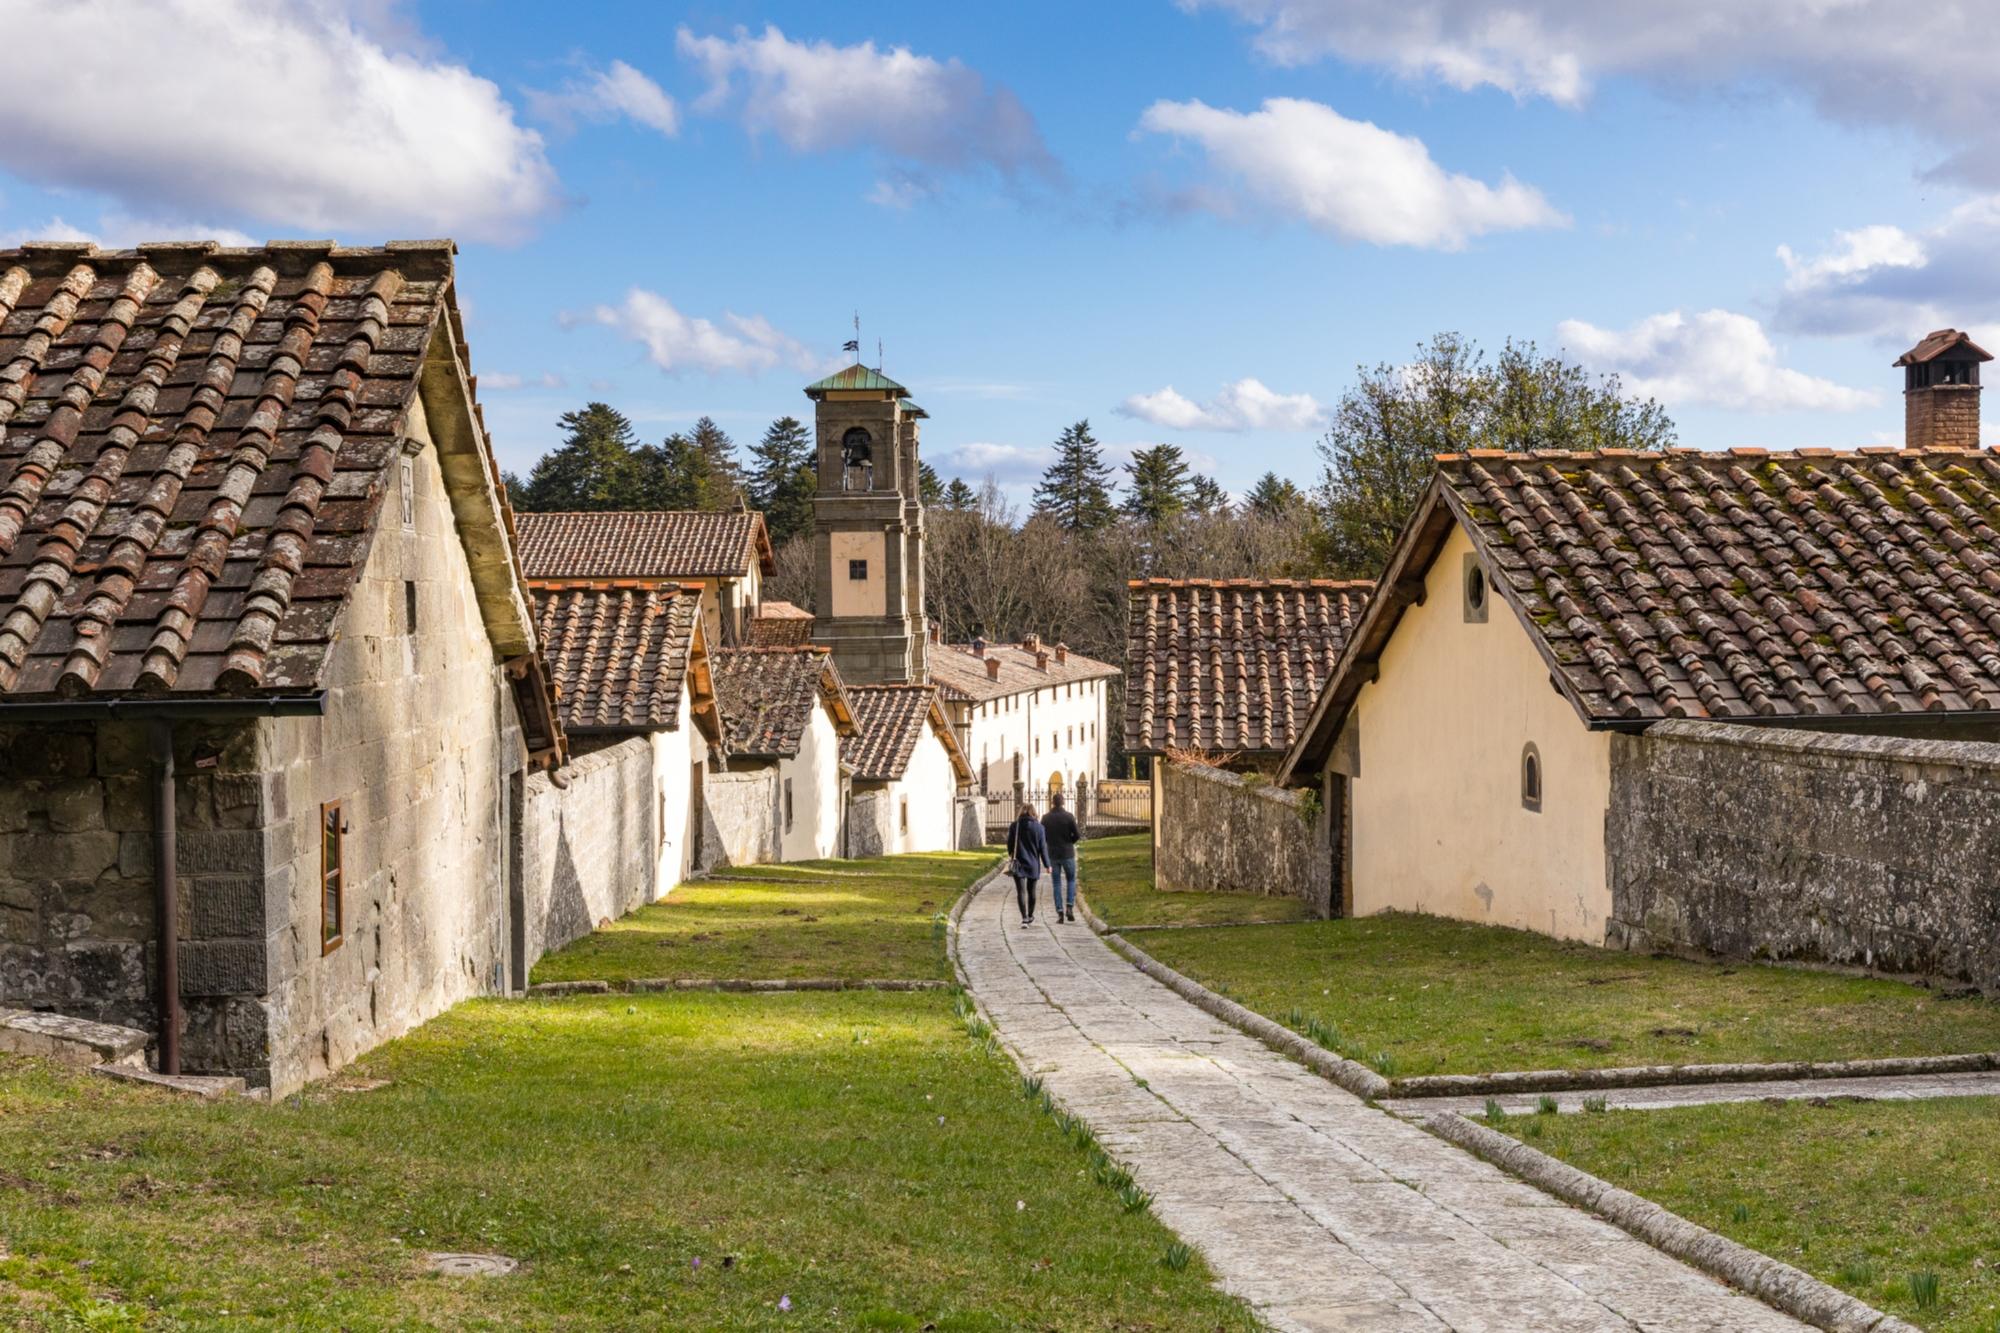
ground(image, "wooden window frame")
xmin=321 ymin=801 xmax=346 ymax=954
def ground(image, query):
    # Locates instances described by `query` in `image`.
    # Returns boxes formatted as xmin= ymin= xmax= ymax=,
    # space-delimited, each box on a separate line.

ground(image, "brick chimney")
xmin=1897 ymin=329 xmax=1993 ymax=449
xmin=1022 ymin=633 xmax=1040 ymax=653
xmin=1035 ymin=650 xmax=1050 ymax=672
xmin=985 ymin=656 xmax=1001 ymax=680
xmin=971 ymin=635 xmax=986 ymax=657
xmin=1054 ymin=642 xmax=1068 ymax=664
xmin=928 ymin=621 xmax=942 ymax=645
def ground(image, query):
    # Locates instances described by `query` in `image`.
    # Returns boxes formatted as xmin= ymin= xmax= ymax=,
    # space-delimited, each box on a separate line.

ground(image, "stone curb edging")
xmin=1078 ymin=898 xmax=1393 ymax=1101
xmin=1390 ymin=1050 xmax=2000 ymax=1099
xmin=525 ymin=977 xmax=950 ymax=997
xmin=1423 ymin=1111 xmax=1922 ymax=1333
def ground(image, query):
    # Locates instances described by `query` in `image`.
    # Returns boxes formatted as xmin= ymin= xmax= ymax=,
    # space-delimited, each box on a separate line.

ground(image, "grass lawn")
xmin=0 ymin=991 xmax=1254 ymax=1331
xmin=529 ymin=849 xmax=997 ymax=986
xmin=1079 ymin=834 xmax=1315 ymax=929
xmin=1499 ymin=1097 xmax=2000 ymax=1332
xmin=1128 ymin=911 xmax=2000 ymax=1078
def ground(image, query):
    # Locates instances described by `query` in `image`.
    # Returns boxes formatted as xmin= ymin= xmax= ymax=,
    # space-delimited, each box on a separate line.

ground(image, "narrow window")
xmin=899 ymin=796 xmax=909 ymax=831
xmin=784 ymin=778 xmax=795 ymax=833
xmin=404 ymin=580 xmax=418 ymax=636
xmin=1521 ymin=743 xmax=1542 ymax=813
xmin=321 ymin=801 xmax=345 ymax=954
xmin=1463 ymin=553 xmax=1488 ymax=623
xmin=400 ymin=457 xmax=415 ymax=528
xmin=848 ymin=559 xmax=868 ymax=581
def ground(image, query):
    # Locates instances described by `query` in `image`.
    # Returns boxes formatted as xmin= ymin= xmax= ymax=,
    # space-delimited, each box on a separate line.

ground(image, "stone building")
xmin=711 ymin=646 xmax=857 ymax=861
xmin=805 ymin=365 xmax=928 ymax=685
xmin=928 ymin=630 xmax=1118 ymax=801
xmin=842 ymin=684 xmax=972 ymax=855
xmin=1281 ymin=376 xmax=2000 ymax=942
xmin=529 ymin=578 xmax=722 ymax=892
xmin=514 ymin=508 xmax=773 ymax=647
xmin=0 ymin=239 xmax=564 ymax=1096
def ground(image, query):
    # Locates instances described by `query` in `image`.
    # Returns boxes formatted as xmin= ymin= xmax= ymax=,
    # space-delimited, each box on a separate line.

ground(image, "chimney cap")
xmin=1055 ymin=641 xmax=1069 ymax=662
xmin=1897 ymin=329 xmax=1994 ymax=366
xmin=1035 ymin=650 xmax=1050 ymax=671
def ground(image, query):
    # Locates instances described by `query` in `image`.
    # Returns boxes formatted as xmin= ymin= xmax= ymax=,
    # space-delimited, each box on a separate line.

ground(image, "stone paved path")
xmin=956 ymin=875 xmax=1809 ymax=1333
xmin=1381 ymin=1069 xmax=2000 ymax=1120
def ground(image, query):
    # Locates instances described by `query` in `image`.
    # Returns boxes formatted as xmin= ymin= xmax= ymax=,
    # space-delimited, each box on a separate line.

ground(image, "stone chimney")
xmin=1035 ymin=650 xmax=1050 ymax=672
xmin=1022 ymin=633 xmax=1040 ymax=653
xmin=1897 ymin=329 xmax=1993 ymax=449
xmin=971 ymin=635 xmax=986 ymax=657
xmin=1055 ymin=642 xmax=1068 ymax=664
xmin=985 ymin=656 xmax=1001 ymax=680
xmin=928 ymin=621 xmax=942 ymax=645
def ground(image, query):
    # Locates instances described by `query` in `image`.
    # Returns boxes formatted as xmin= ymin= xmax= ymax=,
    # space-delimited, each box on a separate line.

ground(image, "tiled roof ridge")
xmin=1434 ymin=444 xmax=1998 ymax=464
xmin=0 ymin=238 xmax=456 ymax=264
xmin=714 ymin=643 xmax=829 ymax=655
xmin=1125 ymin=576 xmax=1377 ymax=589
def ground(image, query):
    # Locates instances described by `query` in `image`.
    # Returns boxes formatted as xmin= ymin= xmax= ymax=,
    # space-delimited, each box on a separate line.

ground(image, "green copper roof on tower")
xmin=804 ymin=363 xmax=909 ymax=397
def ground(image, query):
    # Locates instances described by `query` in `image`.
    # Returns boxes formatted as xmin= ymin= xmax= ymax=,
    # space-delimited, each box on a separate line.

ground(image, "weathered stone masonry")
xmin=1607 ymin=720 xmax=2000 ymax=988
xmin=1154 ymin=761 xmax=1333 ymax=917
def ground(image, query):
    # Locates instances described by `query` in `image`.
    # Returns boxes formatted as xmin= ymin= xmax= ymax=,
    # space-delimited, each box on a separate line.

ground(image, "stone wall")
xmin=519 ymin=737 xmax=659 ymax=970
xmin=1155 ymin=762 xmax=1331 ymax=916
xmin=699 ymin=769 xmax=780 ymax=871
xmin=847 ymin=789 xmax=895 ymax=860
xmin=954 ymin=796 xmax=986 ymax=852
xmin=1607 ymin=720 xmax=2000 ymax=987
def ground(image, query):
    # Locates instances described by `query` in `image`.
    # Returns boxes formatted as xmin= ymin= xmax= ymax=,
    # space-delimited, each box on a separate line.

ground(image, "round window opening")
xmin=1466 ymin=564 xmax=1487 ymax=614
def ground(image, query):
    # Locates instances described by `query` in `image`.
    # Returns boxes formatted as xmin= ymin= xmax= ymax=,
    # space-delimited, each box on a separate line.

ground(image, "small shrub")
xmin=1730 ymin=1202 xmax=1751 ymax=1224
xmin=1118 ymin=1183 xmax=1153 ymax=1214
xmin=1582 ymin=1096 xmax=1609 ymax=1113
xmin=1020 ymin=1074 xmax=1043 ymax=1102
xmin=1484 ymin=1098 xmax=1507 ymax=1122
xmin=1910 ymin=1270 xmax=1941 ymax=1310
xmin=1162 ymin=1241 xmax=1193 ymax=1271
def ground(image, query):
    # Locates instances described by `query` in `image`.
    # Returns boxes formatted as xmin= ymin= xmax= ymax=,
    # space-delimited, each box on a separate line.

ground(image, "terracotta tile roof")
xmin=842 ymin=682 xmax=969 ymax=782
xmin=1283 ymin=447 xmax=2000 ymax=781
xmin=928 ymin=635 xmax=1120 ymax=702
xmin=746 ymin=599 xmax=815 ymax=646
xmin=712 ymin=646 xmax=854 ymax=757
xmin=531 ymin=580 xmax=700 ymax=731
xmin=1125 ymin=579 xmax=1373 ymax=756
xmin=514 ymin=510 xmax=774 ymax=581
xmin=0 ymin=239 xmax=476 ymax=701
xmin=1897 ymin=329 xmax=1992 ymax=365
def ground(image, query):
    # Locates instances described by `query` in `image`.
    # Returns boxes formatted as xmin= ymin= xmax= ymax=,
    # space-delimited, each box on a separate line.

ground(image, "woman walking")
xmin=1006 ymin=802 xmax=1050 ymax=927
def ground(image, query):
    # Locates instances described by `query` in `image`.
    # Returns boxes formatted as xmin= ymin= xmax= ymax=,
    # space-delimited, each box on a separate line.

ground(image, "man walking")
xmin=1042 ymin=792 xmax=1081 ymax=923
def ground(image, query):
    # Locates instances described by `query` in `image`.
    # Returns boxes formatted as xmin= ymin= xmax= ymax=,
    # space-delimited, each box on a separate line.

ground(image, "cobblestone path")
xmin=956 ymin=874 xmax=1808 ymax=1333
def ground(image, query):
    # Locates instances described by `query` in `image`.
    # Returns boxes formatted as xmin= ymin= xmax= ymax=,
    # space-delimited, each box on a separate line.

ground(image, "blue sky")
xmin=5 ymin=1 xmax=1996 ymax=502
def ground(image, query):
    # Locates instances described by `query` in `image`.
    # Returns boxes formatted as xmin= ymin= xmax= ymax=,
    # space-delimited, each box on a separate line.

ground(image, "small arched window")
xmin=1521 ymin=742 xmax=1542 ymax=813
xmin=841 ymin=427 xmax=874 ymax=492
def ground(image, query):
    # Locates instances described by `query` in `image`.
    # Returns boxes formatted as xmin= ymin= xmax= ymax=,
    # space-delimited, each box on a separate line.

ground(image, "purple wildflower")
xmin=779 ymin=1295 xmax=792 ymax=1312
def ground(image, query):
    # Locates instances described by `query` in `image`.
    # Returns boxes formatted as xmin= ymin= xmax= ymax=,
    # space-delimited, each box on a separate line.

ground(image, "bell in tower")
xmin=805 ymin=361 xmax=929 ymax=684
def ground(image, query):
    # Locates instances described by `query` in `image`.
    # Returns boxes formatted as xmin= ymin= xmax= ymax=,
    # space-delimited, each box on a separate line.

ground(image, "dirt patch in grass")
xmin=1502 ymin=1096 xmax=2000 ymax=1332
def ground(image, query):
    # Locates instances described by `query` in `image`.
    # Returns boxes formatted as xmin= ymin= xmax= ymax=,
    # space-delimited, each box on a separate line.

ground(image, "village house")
xmin=747 ymin=598 xmax=814 ymax=646
xmin=1280 ymin=330 xmax=2000 ymax=946
xmin=927 ymin=629 xmax=1118 ymax=805
xmin=513 ymin=507 xmax=773 ymax=647
xmin=0 ymin=239 xmax=565 ymax=1097
xmin=842 ymin=683 xmax=974 ymax=855
xmin=528 ymin=576 xmax=722 ymax=893
xmin=710 ymin=645 xmax=856 ymax=861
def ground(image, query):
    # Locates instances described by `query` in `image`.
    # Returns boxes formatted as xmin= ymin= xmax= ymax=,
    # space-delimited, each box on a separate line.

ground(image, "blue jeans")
xmin=1049 ymin=855 xmax=1078 ymax=913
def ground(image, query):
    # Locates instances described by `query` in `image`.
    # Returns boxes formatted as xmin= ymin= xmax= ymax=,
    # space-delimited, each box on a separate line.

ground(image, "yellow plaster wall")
xmin=829 ymin=531 xmax=886 ymax=617
xmin=1344 ymin=523 xmax=1613 ymax=943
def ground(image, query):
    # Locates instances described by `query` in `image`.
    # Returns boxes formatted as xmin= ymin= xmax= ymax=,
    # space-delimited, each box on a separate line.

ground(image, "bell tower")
xmin=806 ymin=363 xmax=928 ymax=684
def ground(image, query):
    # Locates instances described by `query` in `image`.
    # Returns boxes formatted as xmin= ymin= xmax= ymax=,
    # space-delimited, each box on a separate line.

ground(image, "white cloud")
xmin=569 ymin=289 xmax=822 ymax=377
xmin=676 ymin=25 xmax=1057 ymax=184
xmin=0 ymin=213 xmax=259 ymax=249
xmin=1137 ymin=97 xmax=1562 ymax=248
xmin=1182 ymin=1 xmax=2000 ymax=186
xmin=1118 ymin=377 xmax=1326 ymax=431
xmin=482 ymin=371 xmax=566 ymax=391
xmin=1556 ymin=309 xmax=1876 ymax=412
xmin=1773 ymin=201 xmax=2000 ymax=341
xmin=526 ymin=59 xmax=678 ymax=136
xmin=0 ymin=0 xmax=556 ymax=243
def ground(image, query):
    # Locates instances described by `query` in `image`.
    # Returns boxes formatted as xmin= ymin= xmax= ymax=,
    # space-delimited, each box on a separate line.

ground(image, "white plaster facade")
xmin=778 ymin=695 xmax=847 ymax=861
xmin=962 ymin=676 xmax=1109 ymax=796
xmin=862 ymin=717 xmax=963 ymax=855
xmin=1334 ymin=523 xmax=1613 ymax=943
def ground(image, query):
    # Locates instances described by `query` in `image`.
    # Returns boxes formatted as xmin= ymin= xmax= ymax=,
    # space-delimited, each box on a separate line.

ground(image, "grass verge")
xmin=529 ymin=849 xmax=995 ymax=986
xmin=0 ymin=989 xmax=1252 ymax=1331
xmin=1080 ymin=834 xmax=1314 ymax=929
xmin=1497 ymin=1096 xmax=2000 ymax=1332
xmin=1128 ymin=911 xmax=2000 ymax=1077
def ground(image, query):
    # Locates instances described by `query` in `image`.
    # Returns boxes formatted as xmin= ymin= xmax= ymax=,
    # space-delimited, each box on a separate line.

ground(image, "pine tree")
xmin=627 ymin=432 xmax=707 ymax=510
xmin=1032 ymin=420 xmax=1117 ymax=534
xmin=1245 ymin=472 xmax=1305 ymax=517
xmin=1120 ymin=444 xmax=1193 ymax=525
xmin=689 ymin=416 xmax=745 ymax=508
xmin=919 ymin=461 xmax=944 ymax=506
xmin=749 ymin=416 xmax=816 ymax=544
xmin=1188 ymin=473 xmax=1231 ymax=516
xmin=514 ymin=403 xmax=640 ymax=511
xmin=942 ymin=478 xmax=976 ymax=510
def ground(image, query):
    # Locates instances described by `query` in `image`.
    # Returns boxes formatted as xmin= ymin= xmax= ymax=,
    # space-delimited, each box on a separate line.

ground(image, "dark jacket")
xmin=1040 ymin=807 xmax=1080 ymax=860
xmin=1006 ymin=815 xmax=1049 ymax=878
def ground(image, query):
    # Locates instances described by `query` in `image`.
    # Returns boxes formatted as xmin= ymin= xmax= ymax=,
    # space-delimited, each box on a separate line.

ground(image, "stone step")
xmin=0 ymin=1008 xmax=150 ymax=1069
xmin=91 ymin=1065 xmax=248 ymax=1098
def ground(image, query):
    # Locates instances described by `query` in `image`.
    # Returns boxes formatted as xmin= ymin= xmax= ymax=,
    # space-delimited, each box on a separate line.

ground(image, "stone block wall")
xmin=847 ymin=789 xmax=894 ymax=860
xmin=700 ymin=769 xmax=780 ymax=870
xmin=1607 ymin=720 xmax=2000 ymax=987
xmin=519 ymin=737 xmax=659 ymax=969
xmin=1155 ymin=762 xmax=1331 ymax=916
